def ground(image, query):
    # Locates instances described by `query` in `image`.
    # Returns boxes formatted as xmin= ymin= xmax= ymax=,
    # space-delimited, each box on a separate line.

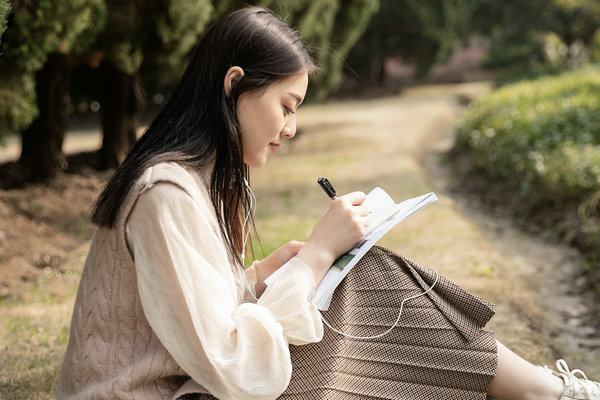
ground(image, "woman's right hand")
xmin=296 ymin=191 xmax=369 ymax=285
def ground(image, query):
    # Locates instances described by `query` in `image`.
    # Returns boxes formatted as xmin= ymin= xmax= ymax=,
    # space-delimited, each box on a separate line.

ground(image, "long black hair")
xmin=91 ymin=6 xmax=317 ymax=266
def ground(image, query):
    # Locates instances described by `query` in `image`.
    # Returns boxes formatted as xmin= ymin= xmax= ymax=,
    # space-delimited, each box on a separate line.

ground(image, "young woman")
xmin=57 ymin=6 xmax=599 ymax=400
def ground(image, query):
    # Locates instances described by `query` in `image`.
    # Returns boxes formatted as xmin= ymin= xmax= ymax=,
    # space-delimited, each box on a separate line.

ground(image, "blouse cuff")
xmin=258 ymin=257 xmax=323 ymax=345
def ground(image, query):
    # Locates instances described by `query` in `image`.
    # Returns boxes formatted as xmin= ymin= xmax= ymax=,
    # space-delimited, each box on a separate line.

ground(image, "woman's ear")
xmin=224 ymin=66 xmax=245 ymax=97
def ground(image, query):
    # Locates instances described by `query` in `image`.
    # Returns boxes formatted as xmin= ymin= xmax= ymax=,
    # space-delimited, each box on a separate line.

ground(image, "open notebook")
xmin=265 ymin=188 xmax=438 ymax=310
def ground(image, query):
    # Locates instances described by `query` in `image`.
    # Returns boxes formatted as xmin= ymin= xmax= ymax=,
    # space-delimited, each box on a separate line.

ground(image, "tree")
xmin=0 ymin=0 xmax=8 ymax=41
xmin=548 ymin=0 xmax=600 ymax=66
xmin=95 ymin=0 xmax=377 ymax=170
xmin=468 ymin=0 xmax=553 ymax=69
xmin=313 ymin=0 xmax=380 ymax=99
xmin=0 ymin=1 xmax=40 ymax=151
xmin=253 ymin=0 xmax=379 ymax=100
xmin=345 ymin=0 xmax=473 ymax=87
xmin=2 ymin=0 xmax=380 ymax=181
xmin=0 ymin=0 xmax=105 ymax=181
xmin=94 ymin=0 xmax=213 ymax=169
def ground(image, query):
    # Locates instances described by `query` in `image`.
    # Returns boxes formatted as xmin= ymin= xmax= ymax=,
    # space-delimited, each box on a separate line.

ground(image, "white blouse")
xmin=125 ymin=182 xmax=323 ymax=400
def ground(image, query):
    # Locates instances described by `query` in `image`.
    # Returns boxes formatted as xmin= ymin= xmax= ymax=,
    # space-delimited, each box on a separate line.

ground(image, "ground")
xmin=0 ymin=171 xmax=106 ymax=297
xmin=0 ymin=82 xmax=597 ymax=398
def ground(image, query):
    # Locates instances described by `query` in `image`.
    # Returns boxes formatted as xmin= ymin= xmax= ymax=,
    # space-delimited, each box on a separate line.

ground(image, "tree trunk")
xmin=98 ymin=63 xmax=144 ymax=170
xmin=376 ymin=57 xmax=386 ymax=86
xmin=363 ymin=56 xmax=386 ymax=87
xmin=19 ymin=52 xmax=70 ymax=182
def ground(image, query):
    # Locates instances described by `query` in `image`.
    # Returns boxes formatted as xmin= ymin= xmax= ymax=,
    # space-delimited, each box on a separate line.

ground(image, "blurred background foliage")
xmin=0 ymin=0 xmax=379 ymax=177
xmin=1 ymin=0 xmax=599 ymax=179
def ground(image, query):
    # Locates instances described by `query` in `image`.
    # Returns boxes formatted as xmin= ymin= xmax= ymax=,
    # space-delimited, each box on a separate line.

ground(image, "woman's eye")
xmin=284 ymin=106 xmax=295 ymax=115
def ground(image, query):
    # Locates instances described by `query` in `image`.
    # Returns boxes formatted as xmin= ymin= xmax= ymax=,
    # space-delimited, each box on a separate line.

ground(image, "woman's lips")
xmin=269 ymin=143 xmax=280 ymax=153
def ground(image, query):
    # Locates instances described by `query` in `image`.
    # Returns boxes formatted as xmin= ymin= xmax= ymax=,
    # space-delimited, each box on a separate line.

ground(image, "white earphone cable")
xmin=241 ymin=181 xmax=255 ymax=264
xmin=241 ymin=178 xmax=259 ymax=302
xmin=320 ymin=268 xmax=439 ymax=340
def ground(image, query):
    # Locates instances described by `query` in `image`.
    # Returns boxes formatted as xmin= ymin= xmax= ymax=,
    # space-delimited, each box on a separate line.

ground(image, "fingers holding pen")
xmin=328 ymin=191 xmax=369 ymax=241
xmin=298 ymin=190 xmax=369 ymax=283
xmin=324 ymin=195 xmax=369 ymax=245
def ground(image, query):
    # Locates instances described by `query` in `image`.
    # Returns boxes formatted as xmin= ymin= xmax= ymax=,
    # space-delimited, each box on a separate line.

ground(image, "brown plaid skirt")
xmin=188 ymin=246 xmax=498 ymax=399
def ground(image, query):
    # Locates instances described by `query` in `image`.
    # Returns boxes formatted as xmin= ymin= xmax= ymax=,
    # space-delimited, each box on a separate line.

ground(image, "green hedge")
xmin=452 ymin=65 xmax=600 ymax=274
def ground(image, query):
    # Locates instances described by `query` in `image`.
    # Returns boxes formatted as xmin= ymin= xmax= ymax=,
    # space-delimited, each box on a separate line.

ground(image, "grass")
xmin=0 ymin=245 xmax=86 ymax=399
xmin=1 ymin=292 xmax=75 ymax=399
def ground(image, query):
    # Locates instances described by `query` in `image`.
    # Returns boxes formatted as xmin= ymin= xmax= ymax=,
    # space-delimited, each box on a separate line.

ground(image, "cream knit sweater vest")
xmin=57 ymin=163 xmax=216 ymax=400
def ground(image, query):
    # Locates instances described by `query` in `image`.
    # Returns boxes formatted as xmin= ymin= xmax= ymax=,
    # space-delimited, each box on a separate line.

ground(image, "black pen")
xmin=317 ymin=177 xmax=337 ymax=200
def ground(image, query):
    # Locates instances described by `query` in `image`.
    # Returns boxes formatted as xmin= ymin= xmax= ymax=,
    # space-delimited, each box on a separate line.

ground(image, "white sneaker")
xmin=541 ymin=359 xmax=600 ymax=400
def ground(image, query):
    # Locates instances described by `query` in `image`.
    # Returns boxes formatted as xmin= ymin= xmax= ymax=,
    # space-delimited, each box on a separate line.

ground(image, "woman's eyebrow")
xmin=287 ymin=92 xmax=304 ymax=106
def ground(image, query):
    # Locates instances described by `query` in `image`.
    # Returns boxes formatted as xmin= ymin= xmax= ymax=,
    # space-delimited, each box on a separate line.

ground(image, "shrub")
xmin=452 ymin=65 xmax=600 ymax=272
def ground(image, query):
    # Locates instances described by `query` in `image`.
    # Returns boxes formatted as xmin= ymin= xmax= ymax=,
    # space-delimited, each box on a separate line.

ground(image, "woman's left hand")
xmin=254 ymin=240 xmax=304 ymax=297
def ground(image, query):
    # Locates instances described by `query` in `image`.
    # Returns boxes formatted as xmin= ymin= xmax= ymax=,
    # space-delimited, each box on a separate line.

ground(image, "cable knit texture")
xmin=57 ymin=162 xmax=323 ymax=400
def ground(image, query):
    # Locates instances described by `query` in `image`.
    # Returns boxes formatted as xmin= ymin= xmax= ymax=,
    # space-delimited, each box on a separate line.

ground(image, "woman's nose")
xmin=282 ymin=121 xmax=296 ymax=138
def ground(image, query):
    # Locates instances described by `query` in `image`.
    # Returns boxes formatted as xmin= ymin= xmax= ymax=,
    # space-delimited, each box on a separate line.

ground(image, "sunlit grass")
xmin=0 ymin=248 xmax=84 ymax=399
xmin=1 ymin=302 xmax=74 ymax=399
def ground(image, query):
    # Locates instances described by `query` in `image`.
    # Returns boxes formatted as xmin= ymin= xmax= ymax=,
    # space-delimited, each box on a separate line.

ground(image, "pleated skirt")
xmin=282 ymin=246 xmax=497 ymax=399
xmin=194 ymin=246 xmax=498 ymax=399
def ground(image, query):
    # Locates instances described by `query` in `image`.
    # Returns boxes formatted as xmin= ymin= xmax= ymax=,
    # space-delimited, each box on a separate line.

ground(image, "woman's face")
xmin=236 ymin=72 xmax=308 ymax=168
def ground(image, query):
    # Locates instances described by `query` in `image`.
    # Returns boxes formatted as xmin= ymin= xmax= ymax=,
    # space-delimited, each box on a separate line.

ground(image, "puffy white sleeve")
xmin=125 ymin=182 xmax=323 ymax=400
